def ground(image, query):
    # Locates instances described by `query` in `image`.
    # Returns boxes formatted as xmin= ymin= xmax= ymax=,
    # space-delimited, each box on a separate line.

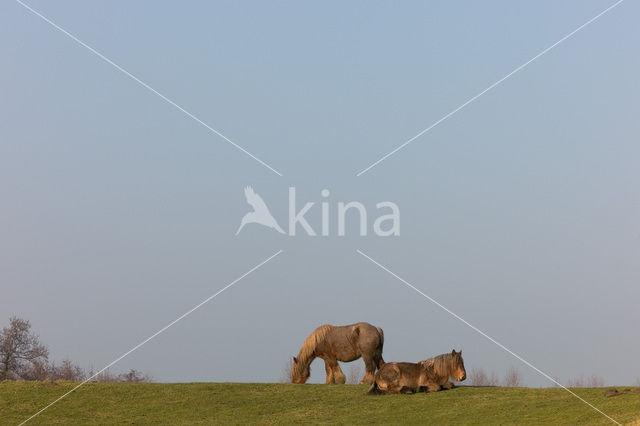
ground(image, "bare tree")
xmin=503 ymin=367 xmax=522 ymax=387
xmin=470 ymin=368 xmax=499 ymax=386
xmin=346 ymin=364 xmax=363 ymax=385
xmin=0 ymin=316 xmax=49 ymax=380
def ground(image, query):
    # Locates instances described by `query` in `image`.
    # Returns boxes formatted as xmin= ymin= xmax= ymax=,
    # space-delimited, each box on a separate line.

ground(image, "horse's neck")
xmin=298 ymin=326 xmax=332 ymax=366
xmin=297 ymin=351 xmax=316 ymax=368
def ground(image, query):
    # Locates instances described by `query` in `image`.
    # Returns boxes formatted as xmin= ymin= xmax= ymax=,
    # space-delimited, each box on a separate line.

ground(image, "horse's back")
xmin=331 ymin=323 xmax=382 ymax=342
xmin=352 ymin=323 xmax=384 ymax=351
xmin=377 ymin=362 xmax=419 ymax=378
xmin=353 ymin=322 xmax=380 ymax=332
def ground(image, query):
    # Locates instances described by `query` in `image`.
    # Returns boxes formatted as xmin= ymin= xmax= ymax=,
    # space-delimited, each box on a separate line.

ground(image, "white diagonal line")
xmin=14 ymin=0 xmax=283 ymax=177
xmin=19 ymin=249 xmax=283 ymax=425
xmin=356 ymin=0 xmax=625 ymax=177
xmin=356 ymin=249 xmax=620 ymax=425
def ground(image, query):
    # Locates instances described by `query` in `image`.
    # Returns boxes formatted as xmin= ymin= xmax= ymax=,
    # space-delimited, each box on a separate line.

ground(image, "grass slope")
xmin=2 ymin=382 xmax=640 ymax=425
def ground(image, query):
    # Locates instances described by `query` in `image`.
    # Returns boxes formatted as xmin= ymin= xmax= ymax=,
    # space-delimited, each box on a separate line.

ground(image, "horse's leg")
xmin=424 ymin=381 xmax=442 ymax=393
xmin=386 ymin=382 xmax=402 ymax=394
xmin=332 ymin=361 xmax=346 ymax=384
xmin=324 ymin=360 xmax=335 ymax=384
xmin=442 ymin=381 xmax=455 ymax=390
xmin=360 ymin=355 xmax=377 ymax=385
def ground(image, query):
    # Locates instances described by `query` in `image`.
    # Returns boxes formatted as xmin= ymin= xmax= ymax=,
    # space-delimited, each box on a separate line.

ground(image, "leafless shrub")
xmin=566 ymin=375 xmax=604 ymax=388
xmin=89 ymin=369 xmax=118 ymax=382
xmin=568 ymin=375 xmax=603 ymax=388
xmin=567 ymin=375 xmax=604 ymax=388
xmin=469 ymin=368 xmax=499 ymax=386
xmin=280 ymin=358 xmax=293 ymax=383
xmin=346 ymin=365 xmax=363 ymax=385
xmin=587 ymin=375 xmax=604 ymax=388
xmin=86 ymin=368 xmax=151 ymax=383
xmin=21 ymin=358 xmax=87 ymax=382
xmin=489 ymin=370 xmax=499 ymax=386
xmin=503 ymin=367 xmax=522 ymax=387
xmin=49 ymin=359 xmax=86 ymax=381
xmin=470 ymin=369 xmax=488 ymax=386
xmin=118 ymin=369 xmax=151 ymax=383
xmin=567 ymin=376 xmax=585 ymax=388
xmin=20 ymin=359 xmax=50 ymax=381
xmin=567 ymin=374 xmax=604 ymax=388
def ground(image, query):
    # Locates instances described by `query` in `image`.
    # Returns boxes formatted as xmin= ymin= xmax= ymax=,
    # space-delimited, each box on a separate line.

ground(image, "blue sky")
xmin=1 ymin=0 xmax=639 ymax=388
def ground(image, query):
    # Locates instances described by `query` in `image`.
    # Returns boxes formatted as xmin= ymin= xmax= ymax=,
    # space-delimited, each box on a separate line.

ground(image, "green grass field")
xmin=2 ymin=381 xmax=639 ymax=425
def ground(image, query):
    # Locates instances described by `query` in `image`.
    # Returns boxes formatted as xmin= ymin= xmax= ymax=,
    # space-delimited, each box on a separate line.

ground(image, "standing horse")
xmin=367 ymin=350 xmax=466 ymax=394
xmin=291 ymin=322 xmax=384 ymax=385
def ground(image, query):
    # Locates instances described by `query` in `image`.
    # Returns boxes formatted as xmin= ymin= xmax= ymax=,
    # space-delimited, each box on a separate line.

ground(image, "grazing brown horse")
xmin=367 ymin=350 xmax=466 ymax=394
xmin=291 ymin=323 xmax=384 ymax=385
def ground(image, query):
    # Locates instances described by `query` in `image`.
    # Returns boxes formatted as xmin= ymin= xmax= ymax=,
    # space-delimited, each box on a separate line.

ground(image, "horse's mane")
xmin=297 ymin=324 xmax=333 ymax=363
xmin=419 ymin=353 xmax=457 ymax=377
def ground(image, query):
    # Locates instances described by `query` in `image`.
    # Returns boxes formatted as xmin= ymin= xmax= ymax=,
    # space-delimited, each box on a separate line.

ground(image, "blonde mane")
xmin=297 ymin=324 xmax=333 ymax=363
xmin=419 ymin=353 xmax=458 ymax=379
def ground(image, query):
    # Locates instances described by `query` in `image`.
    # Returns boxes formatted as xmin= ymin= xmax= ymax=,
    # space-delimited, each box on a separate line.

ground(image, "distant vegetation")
xmin=469 ymin=367 xmax=523 ymax=387
xmin=469 ymin=367 xmax=615 ymax=389
xmin=567 ymin=375 xmax=606 ymax=388
xmin=0 ymin=316 xmax=150 ymax=383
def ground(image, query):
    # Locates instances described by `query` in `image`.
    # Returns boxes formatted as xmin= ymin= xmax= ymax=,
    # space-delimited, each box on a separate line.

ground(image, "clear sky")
xmin=1 ymin=0 xmax=639 ymax=387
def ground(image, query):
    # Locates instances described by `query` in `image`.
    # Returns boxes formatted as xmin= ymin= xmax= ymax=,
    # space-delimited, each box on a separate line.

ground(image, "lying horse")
xmin=367 ymin=349 xmax=466 ymax=394
xmin=291 ymin=322 xmax=384 ymax=384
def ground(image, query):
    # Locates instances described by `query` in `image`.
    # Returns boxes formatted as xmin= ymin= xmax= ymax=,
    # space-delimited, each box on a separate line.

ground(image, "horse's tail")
xmin=366 ymin=380 xmax=385 ymax=395
xmin=375 ymin=327 xmax=385 ymax=368
xmin=376 ymin=327 xmax=384 ymax=346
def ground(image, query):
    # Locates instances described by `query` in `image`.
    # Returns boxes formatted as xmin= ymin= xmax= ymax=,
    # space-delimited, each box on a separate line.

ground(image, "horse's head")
xmin=451 ymin=349 xmax=466 ymax=382
xmin=291 ymin=356 xmax=310 ymax=384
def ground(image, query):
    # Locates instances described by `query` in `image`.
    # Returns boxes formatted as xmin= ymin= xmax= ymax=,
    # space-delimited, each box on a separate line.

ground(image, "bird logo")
xmin=236 ymin=186 xmax=285 ymax=235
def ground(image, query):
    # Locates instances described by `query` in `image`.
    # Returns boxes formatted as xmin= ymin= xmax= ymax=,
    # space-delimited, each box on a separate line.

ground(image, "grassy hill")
xmin=2 ymin=381 xmax=640 ymax=425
